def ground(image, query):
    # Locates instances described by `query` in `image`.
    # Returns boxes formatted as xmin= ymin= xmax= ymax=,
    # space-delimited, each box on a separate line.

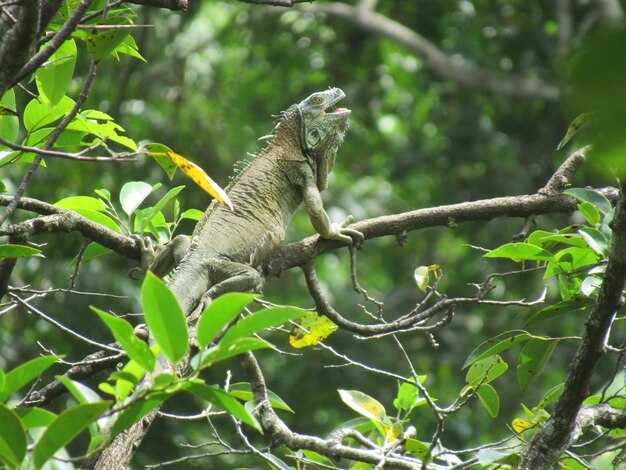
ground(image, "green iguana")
xmin=141 ymin=87 xmax=363 ymax=315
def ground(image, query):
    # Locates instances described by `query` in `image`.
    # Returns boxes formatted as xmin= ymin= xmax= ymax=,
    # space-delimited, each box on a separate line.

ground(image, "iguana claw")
xmin=330 ymin=215 xmax=364 ymax=246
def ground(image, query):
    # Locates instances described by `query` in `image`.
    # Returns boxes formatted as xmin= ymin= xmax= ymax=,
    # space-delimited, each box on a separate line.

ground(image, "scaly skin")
xmin=158 ymin=88 xmax=363 ymax=315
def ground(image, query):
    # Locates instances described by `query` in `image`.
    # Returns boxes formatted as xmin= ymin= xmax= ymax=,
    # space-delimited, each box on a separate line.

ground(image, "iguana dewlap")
xmin=144 ymin=88 xmax=363 ymax=314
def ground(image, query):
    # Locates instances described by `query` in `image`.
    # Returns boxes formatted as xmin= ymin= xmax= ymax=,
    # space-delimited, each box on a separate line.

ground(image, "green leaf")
xmin=476 ymin=383 xmax=500 ymax=417
xmin=463 ymin=330 xmax=531 ymax=369
xmin=0 ymin=403 xmax=27 ymax=468
xmin=536 ymin=383 xmax=564 ymax=410
xmin=526 ymin=298 xmax=593 ymax=326
xmin=35 ymin=38 xmax=77 ymax=105
xmin=517 ymin=338 xmax=558 ymax=392
xmin=114 ymin=34 xmax=146 ymax=62
xmin=394 ymin=381 xmax=426 ymax=412
xmin=544 ymin=247 xmax=600 ymax=278
xmin=85 ymin=16 xmax=134 ymax=62
xmin=119 ymin=181 xmax=156 ymax=216
xmin=23 ymin=95 xmax=74 ymax=132
xmin=180 ymin=208 xmax=204 ymax=221
xmin=0 ymin=90 xmax=19 ymax=150
xmin=564 ymin=188 xmax=612 ymax=215
xmin=187 ymin=383 xmax=261 ymax=431
xmin=140 ymin=142 xmax=177 ymax=179
xmin=112 ymin=357 xmax=147 ymax=401
xmin=55 ymin=195 xmax=107 ymax=212
xmin=465 ymin=355 xmax=508 ymax=387
xmin=56 ymin=377 xmax=104 ymax=441
xmin=404 ymin=438 xmax=431 ymax=461
xmin=0 ymin=244 xmax=43 ymax=259
xmin=527 ymin=230 xmax=587 ymax=249
xmin=228 ymin=382 xmax=294 ymax=413
xmin=0 ymin=368 xmax=4 ymax=393
xmin=581 ymin=276 xmax=602 ymax=297
xmin=33 ymin=402 xmax=111 ymax=469
xmin=191 ymin=337 xmax=272 ymax=369
xmin=92 ymin=307 xmax=155 ymax=371
xmin=219 ymin=306 xmax=307 ymax=347
xmin=15 ymin=407 xmax=57 ymax=429
xmin=80 ymin=242 xmax=113 ymax=262
xmin=0 ymin=356 xmax=59 ymax=402
xmin=578 ymin=227 xmax=609 ymax=257
xmin=109 ymin=394 xmax=168 ymax=438
xmin=197 ymin=292 xmax=259 ymax=348
xmin=67 ymin=115 xmax=137 ymax=150
xmin=338 ymin=389 xmax=387 ymax=423
xmin=484 ymin=243 xmax=554 ymax=261
xmin=578 ymin=201 xmax=600 ymax=226
xmin=71 ymin=208 xmax=122 ymax=233
xmin=141 ymin=272 xmax=188 ymax=364
xmin=557 ymin=112 xmax=593 ymax=150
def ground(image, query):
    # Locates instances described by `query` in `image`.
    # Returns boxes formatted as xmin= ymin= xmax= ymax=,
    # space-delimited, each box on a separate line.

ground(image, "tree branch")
xmin=124 ymin=0 xmax=188 ymax=11
xmin=520 ymin=181 xmax=626 ymax=469
xmin=302 ymin=2 xmax=560 ymax=100
xmin=240 ymin=351 xmax=425 ymax=469
xmin=0 ymin=195 xmax=141 ymax=261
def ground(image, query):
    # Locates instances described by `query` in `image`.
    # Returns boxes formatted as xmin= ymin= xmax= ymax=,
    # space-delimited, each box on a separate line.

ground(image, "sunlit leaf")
xmin=0 ymin=90 xmax=18 ymax=150
xmin=92 ymin=307 xmax=155 ymax=371
xmin=33 ymin=402 xmax=111 ymax=469
xmin=55 ymin=195 xmax=107 ymax=212
xmin=219 ymin=306 xmax=306 ymax=347
xmin=36 ymin=39 xmax=77 ymax=105
xmin=338 ymin=389 xmax=387 ymax=423
xmin=196 ymin=292 xmax=259 ymax=348
xmin=288 ymin=311 xmax=337 ymax=348
xmin=144 ymin=145 xmax=233 ymax=210
xmin=484 ymin=243 xmax=553 ymax=262
xmin=512 ymin=418 xmax=533 ymax=433
xmin=15 ymin=407 xmax=56 ymax=429
xmin=119 ymin=181 xmax=156 ymax=217
xmin=141 ymin=272 xmax=188 ymax=364
xmin=0 ymin=356 xmax=59 ymax=402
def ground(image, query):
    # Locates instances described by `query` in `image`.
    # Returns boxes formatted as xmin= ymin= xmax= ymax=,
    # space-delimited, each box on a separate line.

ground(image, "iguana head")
xmin=298 ymin=88 xmax=351 ymax=191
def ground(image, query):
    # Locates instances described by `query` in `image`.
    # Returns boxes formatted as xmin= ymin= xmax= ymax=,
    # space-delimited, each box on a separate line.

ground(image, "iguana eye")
xmin=306 ymin=129 xmax=321 ymax=147
xmin=311 ymin=95 xmax=324 ymax=105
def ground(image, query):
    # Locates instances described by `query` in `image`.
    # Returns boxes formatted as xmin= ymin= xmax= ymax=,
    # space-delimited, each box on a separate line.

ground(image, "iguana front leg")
xmin=131 ymin=234 xmax=190 ymax=278
xmin=303 ymin=183 xmax=364 ymax=245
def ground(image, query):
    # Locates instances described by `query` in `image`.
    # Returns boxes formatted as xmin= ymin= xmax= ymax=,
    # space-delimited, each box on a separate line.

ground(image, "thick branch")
xmin=520 ymin=182 xmax=626 ymax=469
xmin=0 ymin=0 xmax=41 ymax=95
xmin=303 ymin=2 xmax=559 ymax=100
xmin=0 ymin=195 xmax=140 ymax=261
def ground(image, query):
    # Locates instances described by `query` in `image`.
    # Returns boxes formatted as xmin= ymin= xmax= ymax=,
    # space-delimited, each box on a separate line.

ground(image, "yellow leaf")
xmin=288 ymin=312 xmax=337 ymax=348
xmin=338 ymin=389 xmax=387 ymax=423
xmin=149 ymin=151 xmax=233 ymax=210
xmin=414 ymin=264 xmax=441 ymax=292
xmin=512 ymin=418 xmax=533 ymax=433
